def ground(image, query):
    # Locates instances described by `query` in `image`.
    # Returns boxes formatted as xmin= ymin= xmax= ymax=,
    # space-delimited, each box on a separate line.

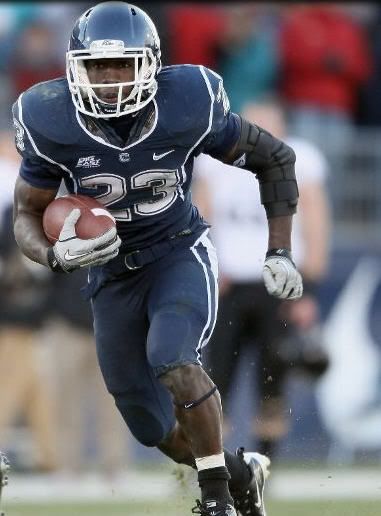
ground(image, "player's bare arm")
xmin=14 ymin=176 xmax=121 ymax=273
xmin=13 ymin=175 xmax=58 ymax=266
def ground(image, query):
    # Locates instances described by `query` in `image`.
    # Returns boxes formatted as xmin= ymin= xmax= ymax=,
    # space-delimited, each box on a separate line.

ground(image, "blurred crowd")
xmin=1 ymin=1 xmax=381 ymax=475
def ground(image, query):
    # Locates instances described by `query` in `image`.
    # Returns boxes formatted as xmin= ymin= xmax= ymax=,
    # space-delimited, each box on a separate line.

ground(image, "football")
xmin=42 ymin=194 xmax=116 ymax=244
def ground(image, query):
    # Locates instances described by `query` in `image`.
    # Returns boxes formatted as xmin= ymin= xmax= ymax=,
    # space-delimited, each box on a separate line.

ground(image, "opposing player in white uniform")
xmin=193 ymin=100 xmax=331 ymax=458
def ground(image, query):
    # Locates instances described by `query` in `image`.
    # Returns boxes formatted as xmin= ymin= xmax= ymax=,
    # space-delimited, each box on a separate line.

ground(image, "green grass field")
xmin=3 ymin=463 xmax=381 ymax=515
xmin=3 ymin=498 xmax=381 ymax=516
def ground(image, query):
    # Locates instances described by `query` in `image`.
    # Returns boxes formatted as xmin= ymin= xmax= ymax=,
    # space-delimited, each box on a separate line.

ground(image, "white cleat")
xmin=232 ymin=448 xmax=271 ymax=516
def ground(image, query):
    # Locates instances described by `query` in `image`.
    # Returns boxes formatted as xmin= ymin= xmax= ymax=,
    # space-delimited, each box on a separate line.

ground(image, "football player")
xmin=12 ymin=3 xmax=303 ymax=515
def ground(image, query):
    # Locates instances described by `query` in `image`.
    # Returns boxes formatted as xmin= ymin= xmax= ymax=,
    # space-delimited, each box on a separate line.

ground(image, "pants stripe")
xmin=190 ymin=229 xmax=219 ymax=361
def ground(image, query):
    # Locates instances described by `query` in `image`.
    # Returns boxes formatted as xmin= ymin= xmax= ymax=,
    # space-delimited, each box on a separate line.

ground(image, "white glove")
xmin=263 ymin=248 xmax=303 ymax=300
xmin=48 ymin=208 xmax=121 ymax=272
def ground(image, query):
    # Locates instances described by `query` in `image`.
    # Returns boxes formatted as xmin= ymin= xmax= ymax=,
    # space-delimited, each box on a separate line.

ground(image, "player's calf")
xmin=160 ymin=364 xmax=234 ymax=506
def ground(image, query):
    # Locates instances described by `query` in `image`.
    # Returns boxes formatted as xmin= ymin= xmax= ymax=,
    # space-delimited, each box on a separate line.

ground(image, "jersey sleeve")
xmin=12 ymin=97 xmax=63 ymax=190
xmin=197 ymin=67 xmax=241 ymax=160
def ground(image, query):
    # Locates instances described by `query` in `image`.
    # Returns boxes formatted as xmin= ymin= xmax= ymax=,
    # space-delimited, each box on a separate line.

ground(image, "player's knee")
xmin=160 ymin=363 xmax=207 ymax=397
xmin=147 ymin=306 xmax=206 ymax=375
xmin=113 ymin=394 xmax=168 ymax=447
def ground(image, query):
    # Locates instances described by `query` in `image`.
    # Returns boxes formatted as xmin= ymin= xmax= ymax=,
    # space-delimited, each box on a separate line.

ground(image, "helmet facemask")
xmin=66 ymin=39 xmax=160 ymax=118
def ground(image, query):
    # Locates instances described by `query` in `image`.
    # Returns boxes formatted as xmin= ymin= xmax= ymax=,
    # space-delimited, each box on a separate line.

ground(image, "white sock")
xmin=195 ymin=453 xmax=226 ymax=471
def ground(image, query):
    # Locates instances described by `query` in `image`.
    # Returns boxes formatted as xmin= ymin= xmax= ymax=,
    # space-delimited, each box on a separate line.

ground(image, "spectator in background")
xmin=0 ymin=3 xmax=82 ymax=128
xmin=0 ymin=4 xmax=40 ymax=128
xmin=166 ymin=3 xmax=227 ymax=68
xmin=216 ymin=4 xmax=279 ymax=113
xmin=8 ymin=20 xmax=65 ymax=99
xmin=0 ymin=127 xmax=128 ymax=474
xmin=41 ymin=266 xmax=130 ymax=476
xmin=0 ymin=205 xmax=59 ymax=473
xmin=0 ymin=132 xmax=58 ymax=471
xmin=36 ymin=3 xmax=91 ymax=64
xmin=0 ymin=3 xmax=40 ymax=70
xmin=192 ymin=100 xmax=331 ymax=459
xmin=278 ymin=3 xmax=373 ymax=149
xmin=356 ymin=4 xmax=381 ymax=127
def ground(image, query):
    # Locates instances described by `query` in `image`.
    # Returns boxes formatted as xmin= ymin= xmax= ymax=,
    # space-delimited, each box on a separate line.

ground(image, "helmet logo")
xmin=90 ymin=39 xmax=124 ymax=51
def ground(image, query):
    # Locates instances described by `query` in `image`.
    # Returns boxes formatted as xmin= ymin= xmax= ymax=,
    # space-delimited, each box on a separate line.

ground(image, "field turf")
xmin=3 ymin=498 xmax=381 ymax=515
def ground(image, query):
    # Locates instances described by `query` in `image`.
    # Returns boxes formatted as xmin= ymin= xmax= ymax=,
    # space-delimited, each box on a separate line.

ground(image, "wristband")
xmin=266 ymin=248 xmax=296 ymax=268
xmin=266 ymin=248 xmax=292 ymax=260
xmin=47 ymin=246 xmax=67 ymax=273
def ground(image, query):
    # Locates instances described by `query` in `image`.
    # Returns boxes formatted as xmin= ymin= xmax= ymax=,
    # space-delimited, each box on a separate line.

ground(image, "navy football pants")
xmin=88 ymin=230 xmax=218 ymax=447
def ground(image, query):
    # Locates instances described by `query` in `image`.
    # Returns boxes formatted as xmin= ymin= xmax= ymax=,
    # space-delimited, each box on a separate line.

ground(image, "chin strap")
xmin=174 ymin=385 xmax=218 ymax=410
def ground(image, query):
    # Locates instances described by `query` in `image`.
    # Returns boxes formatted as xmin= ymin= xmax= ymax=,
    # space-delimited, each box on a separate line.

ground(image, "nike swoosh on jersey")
xmin=152 ymin=149 xmax=175 ymax=160
xmin=64 ymin=250 xmax=90 ymax=261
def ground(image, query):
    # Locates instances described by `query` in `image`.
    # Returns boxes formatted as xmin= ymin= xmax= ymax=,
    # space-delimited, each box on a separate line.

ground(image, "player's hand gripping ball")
xmin=43 ymin=194 xmax=116 ymax=243
xmin=43 ymin=194 xmax=121 ymax=272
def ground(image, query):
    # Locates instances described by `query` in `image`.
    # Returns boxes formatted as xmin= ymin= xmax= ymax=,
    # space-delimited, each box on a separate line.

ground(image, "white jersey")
xmin=193 ymin=136 xmax=328 ymax=281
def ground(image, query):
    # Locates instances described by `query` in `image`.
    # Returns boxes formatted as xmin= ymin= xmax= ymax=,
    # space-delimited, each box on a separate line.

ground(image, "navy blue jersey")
xmin=12 ymin=65 xmax=240 ymax=252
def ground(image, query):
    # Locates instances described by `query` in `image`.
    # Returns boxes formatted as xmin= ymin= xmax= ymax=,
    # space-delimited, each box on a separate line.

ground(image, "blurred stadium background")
xmin=1 ymin=2 xmax=381 ymax=515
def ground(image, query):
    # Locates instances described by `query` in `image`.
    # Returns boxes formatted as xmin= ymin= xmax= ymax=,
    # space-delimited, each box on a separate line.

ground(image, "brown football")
xmin=42 ymin=194 xmax=116 ymax=244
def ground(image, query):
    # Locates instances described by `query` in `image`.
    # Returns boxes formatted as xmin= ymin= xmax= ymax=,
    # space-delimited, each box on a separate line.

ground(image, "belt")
xmin=122 ymin=228 xmax=194 ymax=270
xmin=84 ymin=227 xmax=201 ymax=300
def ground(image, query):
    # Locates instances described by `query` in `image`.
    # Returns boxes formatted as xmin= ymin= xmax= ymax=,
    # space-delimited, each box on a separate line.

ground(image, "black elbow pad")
xmin=234 ymin=116 xmax=299 ymax=218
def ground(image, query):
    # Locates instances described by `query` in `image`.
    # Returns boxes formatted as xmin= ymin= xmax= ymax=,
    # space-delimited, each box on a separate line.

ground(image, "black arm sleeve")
xmin=227 ymin=115 xmax=299 ymax=218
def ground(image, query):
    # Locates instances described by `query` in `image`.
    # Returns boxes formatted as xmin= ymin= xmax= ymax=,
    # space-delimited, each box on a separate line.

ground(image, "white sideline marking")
xmin=3 ymin=469 xmax=381 ymax=503
xmin=5 ymin=471 xmax=177 ymax=503
xmin=268 ymin=469 xmax=381 ymax=500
